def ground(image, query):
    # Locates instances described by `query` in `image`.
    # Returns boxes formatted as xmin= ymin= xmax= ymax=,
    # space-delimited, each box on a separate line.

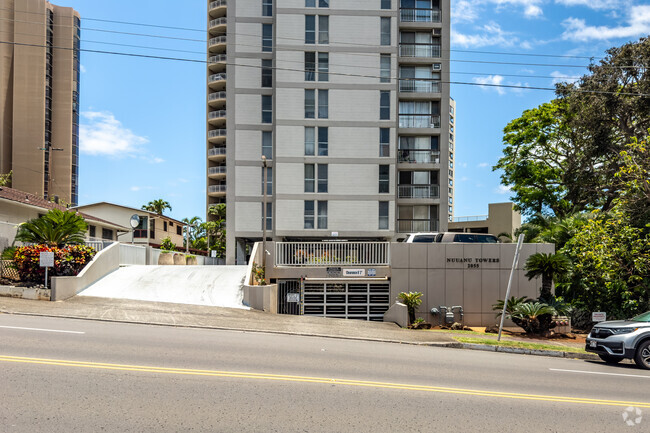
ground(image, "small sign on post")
xmin=39 ymin=251 xmax=55 ymax=289
xmin=592 ymin=312 xmax=607 ymax=322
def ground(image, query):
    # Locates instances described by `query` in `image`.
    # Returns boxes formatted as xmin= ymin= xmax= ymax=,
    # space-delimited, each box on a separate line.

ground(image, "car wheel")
xmin=634 ymin=340 xmax=650 ymax=370
xmin=598 ymin=354 xmax=624 ymax=364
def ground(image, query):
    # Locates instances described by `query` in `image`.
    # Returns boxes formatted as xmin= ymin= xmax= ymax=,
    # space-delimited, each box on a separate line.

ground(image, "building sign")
xmin=287 ymin=293 xmax=300 ymax=303
xmin=326 ymin=267 xmax=342 ymax=278
xmin=343 ymin=269 xmax=365 ymax=277
xmin=39 ymin=251 xmax=54 ymax=268
xmin=368 ymin=268 xmax=377 ymax=277
xmin=446 ymin=257 xmax=500 ymax=269
xmin=592 ymin=312 xmax=607 ymax=322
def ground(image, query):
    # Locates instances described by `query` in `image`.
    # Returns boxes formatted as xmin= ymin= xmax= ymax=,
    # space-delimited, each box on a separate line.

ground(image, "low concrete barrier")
xmin=383 ymin=302 xmax=409 ymax=327
xmin=243 ymin=284 xmax=277 ymax=313
xmin=119 ymin=244 xmax=147 ymax=265
xmin=51 ymin=242 xmax=120 ymax=301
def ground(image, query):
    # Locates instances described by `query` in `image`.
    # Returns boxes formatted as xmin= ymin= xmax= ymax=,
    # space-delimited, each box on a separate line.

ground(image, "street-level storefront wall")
xmin=390 ymin=242 xmax=555 ymax=327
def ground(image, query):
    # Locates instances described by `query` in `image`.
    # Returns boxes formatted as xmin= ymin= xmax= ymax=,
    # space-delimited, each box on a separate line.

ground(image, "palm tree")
xmin=15 ymin=209 xmax=87 ymax=247
xmin=142 ymin=199 xmax=172 ymax=215
xmin=398 ymin=291 xmax=423 ymax=324
xmin=524 ymin=252 xmax=572 ymax=302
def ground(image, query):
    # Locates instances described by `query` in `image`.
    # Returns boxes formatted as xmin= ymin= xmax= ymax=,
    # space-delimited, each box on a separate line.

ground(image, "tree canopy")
xmin=142 ymin=199 xmax=172 ymax=215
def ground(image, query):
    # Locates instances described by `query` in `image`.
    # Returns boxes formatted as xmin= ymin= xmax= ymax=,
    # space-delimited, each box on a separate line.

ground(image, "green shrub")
xmin=398 ymin=291 xmax=423 ymax=324
xmin=160 ymin=237 xmax=175 ymax=251
xmin=12 ymin=244 xmax=96 ymax=284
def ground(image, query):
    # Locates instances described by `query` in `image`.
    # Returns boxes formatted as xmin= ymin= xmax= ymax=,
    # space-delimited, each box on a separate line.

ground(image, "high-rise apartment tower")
xmin=0 ymin=0 xmax=81 ymax=205
xmin=206 ymin=0 xmax=452 ymax=264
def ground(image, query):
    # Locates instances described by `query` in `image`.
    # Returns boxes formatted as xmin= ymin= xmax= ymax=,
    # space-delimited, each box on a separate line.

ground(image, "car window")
xmin=435 ymin=234 xmax=443 ymax=242
xmin=477 ymin=235 xmax=498 ymax=243
xmin=413 ymin=235 xmax=436 ymax=243
xmin=631 ymin=311 xmax=650 ymax=322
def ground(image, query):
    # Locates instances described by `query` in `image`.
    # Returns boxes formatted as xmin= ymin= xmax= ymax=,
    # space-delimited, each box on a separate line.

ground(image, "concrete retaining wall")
xmin=243 ymin=284 xmax=278 ymax=313
xmin=51 ymin=242 xmax=120 ymax=301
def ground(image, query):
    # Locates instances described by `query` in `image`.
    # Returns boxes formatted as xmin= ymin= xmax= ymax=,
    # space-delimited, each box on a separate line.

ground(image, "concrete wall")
xmin=243 ymin=284 xmax=278 ymax=313
xmin=390 ymin=242 xmax=555 ymax=326
xmin=51 ymin=241 xmax=120 ymax=301
xmin=449 ymin=202 xmax=522 ymax=238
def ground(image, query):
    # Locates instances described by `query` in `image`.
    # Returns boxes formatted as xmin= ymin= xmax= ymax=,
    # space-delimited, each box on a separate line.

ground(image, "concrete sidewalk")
xmin=0 ymin=296 xmax=456 ymax=346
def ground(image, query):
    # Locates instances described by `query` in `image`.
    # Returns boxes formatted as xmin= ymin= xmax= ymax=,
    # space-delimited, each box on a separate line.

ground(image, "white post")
xmin=498 ymin=234 xmax=525 ymax=341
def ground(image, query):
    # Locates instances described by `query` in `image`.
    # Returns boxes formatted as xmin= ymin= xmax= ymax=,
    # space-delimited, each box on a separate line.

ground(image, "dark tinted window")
xmin=413 ymin=235 xmax=435 ymax=243
xmin=452 ymin=234 xmax=498 ymax=243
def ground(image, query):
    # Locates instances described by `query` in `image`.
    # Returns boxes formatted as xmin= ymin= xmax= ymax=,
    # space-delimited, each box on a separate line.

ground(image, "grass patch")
xmin=425 ymin=329 xmax=487 ymax=336
xmin=454 ymin=337 xmax=587 ymax=354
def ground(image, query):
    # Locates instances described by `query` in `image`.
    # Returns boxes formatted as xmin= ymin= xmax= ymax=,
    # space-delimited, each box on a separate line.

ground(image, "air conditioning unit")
xmin=432 ymin=63 xmax=441 ymax=71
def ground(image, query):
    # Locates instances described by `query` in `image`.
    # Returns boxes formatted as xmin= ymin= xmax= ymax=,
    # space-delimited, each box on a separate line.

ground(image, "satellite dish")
xmin=129 ymin=214 xmax=141 ymax=228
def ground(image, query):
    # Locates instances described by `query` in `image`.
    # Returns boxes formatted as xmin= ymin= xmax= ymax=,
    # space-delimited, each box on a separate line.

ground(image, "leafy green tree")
xmin=205 ymin=204 xmax=226 ymax=258
xmin=398 ymin=291 xmax=423 ymax=325
xmin=15 ymin=209 xmax=87 ymax=248
xmin=524 ymin=253 xmax=572 ymax=302
xmin=0 ymin=171 xmax=12 ymax=187
xmin=142 ymin=199 xmax=172 ymax=215
xmin=615 ymin=136 xmax=650 ymax=227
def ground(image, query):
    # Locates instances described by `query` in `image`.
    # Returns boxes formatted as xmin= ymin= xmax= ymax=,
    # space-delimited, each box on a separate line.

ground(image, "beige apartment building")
xmin=0 ymin=0 xmax=81 ymax=206
xmin=207 ymin=0 xmax=452 ymax=264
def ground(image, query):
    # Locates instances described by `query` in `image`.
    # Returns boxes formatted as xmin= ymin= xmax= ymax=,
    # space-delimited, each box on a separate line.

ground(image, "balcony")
xmin=208 ymin=110 xmax=226 ymax=125
xmin=399 ymin=79 xmax=441 ymax=93
xmin=398 ymin=184 xmax=440 ymax=199
xmin=209 ymin=35 xmax=227 ymax=51
xmin=399 ymin=114 xmax=441 ymax=129
xmin=208 ymin=54 xmax=227 ymax=72
xmin=208 ymin=129 xmax=227 ymax=143
xmin=208 ymin=166 xmax=227 ymax=179
xmin=275 ymin=242 xmax=390 ymax=267
xmin=400 ymin=8 xmax=441 ymax=23
xmin=209 ymin=17 xmax=227 ymax=32
xmin=208 ymin=73 xmax=227 ymax=90
xmin=208 ymin=184 xmax=227 ymax=197
xmin=397 ymin=219 xmax=439 ymax=233
xmin=397 ymin=149 xmax=440 ymax=164
xmin=399 ymin=44 xmax=441 ymax=58
xmin=209 ymin=0 xmax=227 ymax=17
xmin=208 ymin=147 xmax=227 ymax=160
xmin=208 ymin=91 xmax=226 ymax=106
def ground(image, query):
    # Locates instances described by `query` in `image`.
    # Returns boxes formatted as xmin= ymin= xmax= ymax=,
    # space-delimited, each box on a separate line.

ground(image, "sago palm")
xmin=15 ymin=209 xmax=87 ymax=247
xmin=524 ymin=252 xmax=572 ymax=302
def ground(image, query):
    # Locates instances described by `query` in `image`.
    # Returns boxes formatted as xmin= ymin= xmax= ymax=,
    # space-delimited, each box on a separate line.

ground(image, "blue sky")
xmin=51 ymin=0 xmax=650 ymax=222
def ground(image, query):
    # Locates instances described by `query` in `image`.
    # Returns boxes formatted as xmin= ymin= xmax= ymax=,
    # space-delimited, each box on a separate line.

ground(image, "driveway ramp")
xmin=78 ymin=265 xmax=248 ymax=309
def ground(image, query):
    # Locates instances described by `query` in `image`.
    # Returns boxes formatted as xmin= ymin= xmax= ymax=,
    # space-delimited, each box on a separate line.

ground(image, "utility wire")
xmin=1 ymin=40 xmax=647 ymax=97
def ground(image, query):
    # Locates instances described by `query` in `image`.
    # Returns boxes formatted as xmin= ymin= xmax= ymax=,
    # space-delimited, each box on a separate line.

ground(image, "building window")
xmin=379 ymin=128 xmax=390 ymax=157
xmin=318 ymin=201 xmax=328 ymax=229
xmin=318 ymin=89 xmax=328 ymax=118
xmin=380 ymin=54 xmax=391 ymax=83
xmin=318 ymin=52 xmax=329 ymax=81
xmin=262 ymin=166 xmax=273 ymax=194
xmin=177 ymin=225 xmax=182 ymax=235
xmin=262 ymin=24 xmax=273 ymax=52
xmin=380 ymin=17 xmax=391 ymax=45
xmin=305 ymin=89 xmax=315 ymax=118
xmin=163 ymin=221 xmax=168 ymax=232
xmin=262 ymin=95 xmax=272 ymax=123
xmin=150 ymin=219 xmax=155 ymax=239
xmin=380 ymin=91 xmax=390 ymax=120
xmin=318 ymin=164 xmax=328 ymax=193
xmin=262 ymin=59 xmax=273 ymax=87
xmin=318 ymin=127 xmax=328 ymax=156
xmin=262 ymin=202 xmax=272 ymax=230
xmin=379 ymin=165 xmax=390 ymax=193
xmin=89 ymin=225 xmax=96 ymax=238
xmin=304 ymin=201 xmax=315 ymax=228
xmin=381 ymin=0 xmax=391 ymax=9
xmin=305 ymin=52 xmax=316 ymax=81
xmin=102 ymin=228 xmax=113 ymax=240
xmin=379 ymin=201 xmax=389 ymax=229
xmin=305 ymin=164 xmax=315 ymax=192
xmin=305 ymin=127 xmax=315 ymax=155
xmin=263 ymin=0 xmax=272 ymax=16
xmin=262 ymin=131 xmax=273 ymax=159
xmin=305 ymin=16 xmax=316 ymax=44
xmin=306 ymin=0 xmax=329 ymax=6
xmin=318 ymin=16 xmax=329 ymax=44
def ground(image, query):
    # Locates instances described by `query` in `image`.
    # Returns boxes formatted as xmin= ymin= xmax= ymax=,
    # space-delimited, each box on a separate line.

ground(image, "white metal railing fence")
xmin=209 ymin=36 xmax=227 ymax=46
xmin=208 ymin=110 xmax=226 ymax=120
xmin=399 ymin=114 xmax=441 ymax=128
xmin=399 ymin=44 xmax=441 ymax=58
xmin=399 ymin=80 xmax=441 ymax=93
xmin=399 ymin=8 xmax=441 ymax=22
xmin=208 ymin=129 xmax=227 ymax=138
xmin=209 ymin=0 xmax=227 ymax=9
xmin=209 ymin=17 xmax=227 ymax=28
xmin=208 ymin=166 xmax=227 ymax=175
xmin=453 ymin=215 xmax=489 ymax=222
xmin=208 ymin=147 xmax=226 ymax=156
xmin=275 ymin=242 xmax=390 ymax=266
xmin=208 ymin=91 xmax=227 ymax=102
xmin=397 ymin=149 xmax=440 ymax=164
xmin=398 ymin=185 xmax=440 ymax=199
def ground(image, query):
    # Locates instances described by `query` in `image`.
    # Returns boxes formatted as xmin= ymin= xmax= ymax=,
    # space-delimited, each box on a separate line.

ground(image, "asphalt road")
xmin=1 ymin=314 xmax=649 ymax=432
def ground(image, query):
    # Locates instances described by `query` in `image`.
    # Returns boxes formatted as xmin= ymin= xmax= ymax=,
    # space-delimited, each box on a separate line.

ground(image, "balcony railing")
xmin=397 ymin=149 xmax=440 ymax=164
xmin=208 ymin=147 xmax=226 ymax=156
xmin=398 ymin=184 xmax=440 ymax=199
xmin=400 ymin=8 xmax=441 ymax=23
xmin=208 ymin=129 xmax=227 ymax=138
xmin=397 ymin=219 xmax=439 ymax=233
xmin=208 ymin=184 xmax=227 ymax=193
xmin=209 ymin=73 xmax=227 ymax=83
xmin=209 ymin=18 xmax=227 ymax=28
xmin=275 ymin=242 xmax=390 ymax=267
xmin=399 ymin=114 xmax=441 ymax=128
xmin=208 ymin=54 xmax=227 ymax=64
xmin=208 ymin=91 xmax=227 ymax=102
xmin=399 ymin=79 xmax=441 ymax=93
xmin=453 ymin=215 xmax=489 ymax=223
xmin=209 ymin=0 xmax=227 ymax=10
xmin=208 ymin=110 xmax=226 ymax=120
xmin=399 ymin=44 xmax=441 ymax=58
xmin=209 ymin=36 xmax=227 ymax=46
xmin=208 ymin=166 xmax=227 ymax=175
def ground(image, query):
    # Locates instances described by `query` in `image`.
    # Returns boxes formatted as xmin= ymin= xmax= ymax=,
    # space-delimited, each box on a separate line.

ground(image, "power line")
xmin=1 ymin=39 xmax=647 ymax=97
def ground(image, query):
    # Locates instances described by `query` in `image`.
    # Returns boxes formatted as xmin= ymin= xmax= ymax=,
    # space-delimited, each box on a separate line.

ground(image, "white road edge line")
xmin=550 ymin=368 xmax=650 ymax=379
xmin=0 ymin=325 xmax=85 ymax=335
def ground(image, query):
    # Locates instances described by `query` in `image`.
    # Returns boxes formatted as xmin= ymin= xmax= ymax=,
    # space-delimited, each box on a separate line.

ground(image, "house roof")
xmin=0 ymin=187 xmax=129 ymax=231
xmin=72 ymin=201 xmax=187 ymax=226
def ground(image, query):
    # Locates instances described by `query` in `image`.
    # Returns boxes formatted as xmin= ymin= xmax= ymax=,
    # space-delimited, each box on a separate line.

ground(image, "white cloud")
xmin=452 ymin=0 xmax=481 ymax=23
xmin=80 ymin=65 xmax=86 ymax=73
xmin=80 ymin=111 xmax=149 ymax=157
xmin=130 ymin=186 xmax=154 ymax=192
xmin=496 ymin=185 xmax=512 ymax=194
xmin=452 ymin=22 xmax=519 ymax=48
xmin=550 ymin=70 xmax=580 ymax=85
xmin=452 ymin=0 xmax=544 ymax=23
xmin=473 ymin=75 xmax=506 ymax=95
xmin=478 ymin=162 xmax=490 ymax=168
xmin=555 ymin=0 xmax=627 ymax=10
xmin=561 ymin=5 xmax=650 ymax=41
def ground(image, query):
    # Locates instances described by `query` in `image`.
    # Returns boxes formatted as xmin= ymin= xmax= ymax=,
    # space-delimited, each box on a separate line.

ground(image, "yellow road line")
xmin=2 ymin=355 xmax=649 ymax=408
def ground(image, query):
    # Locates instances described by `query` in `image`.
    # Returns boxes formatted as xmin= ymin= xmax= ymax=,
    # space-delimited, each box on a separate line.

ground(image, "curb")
xmin=456 ymin=342 xmax=599 ymax=360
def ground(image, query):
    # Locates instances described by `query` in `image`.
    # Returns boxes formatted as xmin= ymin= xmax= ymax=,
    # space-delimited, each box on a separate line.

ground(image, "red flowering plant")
xmin=12 ymin=244 xmax=96 ymax=284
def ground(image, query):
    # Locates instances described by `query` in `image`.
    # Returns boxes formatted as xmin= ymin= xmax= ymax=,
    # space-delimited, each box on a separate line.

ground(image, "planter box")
xmin=158 ymin=252 xmax=174 ymax=265
xmin=173 ymin=254 xmax=185 ymax=266
xmin=186 ymin=256 xmax=198 ymax=265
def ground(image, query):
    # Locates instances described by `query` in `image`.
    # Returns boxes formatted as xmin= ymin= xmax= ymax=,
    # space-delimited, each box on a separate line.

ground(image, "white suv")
xmin=403 ymin=233 xmax=439 ymax=243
